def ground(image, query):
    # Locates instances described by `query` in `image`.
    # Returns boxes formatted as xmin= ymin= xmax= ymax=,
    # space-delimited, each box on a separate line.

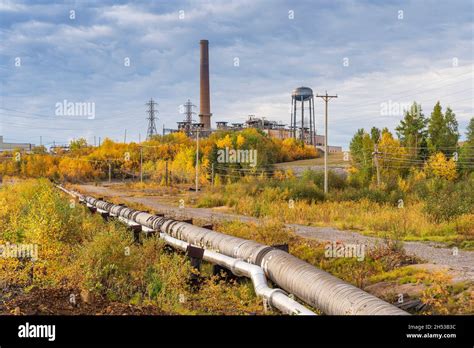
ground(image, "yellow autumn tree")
xmin=216 ymin=134 xmax=232 ymax=148
xmin=236 ymin=134 xmax=245 ymax=147
xmin=58 ymin=158 xmax=96 ymax=182
xmin=424 ymin=152 xmax=457 ymax=180
xmin=170 ymin=147 xmax=195 ymax=183
xmin=374 ymin=130 xmax=409 ymax=187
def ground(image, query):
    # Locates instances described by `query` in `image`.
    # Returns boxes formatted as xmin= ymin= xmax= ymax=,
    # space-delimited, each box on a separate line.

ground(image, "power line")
xmin=338 ymin=74 xmax=473 ymax=109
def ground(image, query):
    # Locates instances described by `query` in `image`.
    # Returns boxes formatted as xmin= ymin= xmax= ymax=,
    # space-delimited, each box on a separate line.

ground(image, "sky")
xmin=0 ymin=0 xmax=473 ymax=149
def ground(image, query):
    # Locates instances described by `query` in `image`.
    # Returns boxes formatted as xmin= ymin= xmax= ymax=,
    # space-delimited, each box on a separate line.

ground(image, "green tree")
xmin=69 ymin=138 xmax=88 ymax=152
xmin=370 ymin=127 xmax=381 ymax=143
xmin=427 ymin=102 xmax=459 ymax=154
xmin=444 ymin=107 xmax=460 ymax=149
xmin=458 ymin=117 xmax=474 ymax=173
xmin=349 ymin=129 xmax=374 ymax=186
xmin=395 ymin=102 xmax=427 ymax=159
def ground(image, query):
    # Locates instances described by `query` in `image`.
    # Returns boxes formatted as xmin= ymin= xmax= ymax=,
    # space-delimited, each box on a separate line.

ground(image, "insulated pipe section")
xmin=60 ymin=187 xmax=408 ymax=315
xmin=160 ymin=220 xmax=408 ymax=315
xmin=160 ymin=233 xmax=315 ymax=315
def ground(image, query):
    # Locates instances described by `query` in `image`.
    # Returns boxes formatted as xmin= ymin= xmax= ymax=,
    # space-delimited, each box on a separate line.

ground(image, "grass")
xmin=193 ymin=178 xmax=474 ymax=248
xmin=58 ymin=179 xmax=474 ymax=314
xmin=0 ymin=179 xmax=264 ymax=315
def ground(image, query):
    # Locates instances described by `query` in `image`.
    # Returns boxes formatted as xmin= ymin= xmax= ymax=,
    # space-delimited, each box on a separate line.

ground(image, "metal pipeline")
xmin=60 ymin=186 xmax=408 ymax=315
xmin=160 ymin=233 xmax=315 ymax=315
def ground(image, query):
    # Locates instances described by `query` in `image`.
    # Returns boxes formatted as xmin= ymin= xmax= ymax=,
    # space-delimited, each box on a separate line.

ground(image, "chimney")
xmin=199 ymin=40 xmax=211 ymax=129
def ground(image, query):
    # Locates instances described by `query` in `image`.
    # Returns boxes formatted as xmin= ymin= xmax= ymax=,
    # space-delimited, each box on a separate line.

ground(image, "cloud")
xmin=0 ymin=0 xmax=472 ymax=148
xmin=0 ymin=0 xmax=27 ymax=12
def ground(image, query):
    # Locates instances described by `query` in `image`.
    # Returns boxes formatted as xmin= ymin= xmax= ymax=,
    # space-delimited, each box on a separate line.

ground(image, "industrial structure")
xmin=198 ymin=40 xmax=212 ymax=132
xmin=146 ymin=98 xmax=158 ymax=139
xmin=215 ymin=115 xmax=341 ymax=153
xmin=0 ymin=136 xmax=34 ymax=153
xmin=158 ymin=39 xmax=341 ymax=152
xmin=175 ymin=99 xmax=206 ymax=137
xmin=291 ymin=87 xmax=316 ymax=145
xmin=61 ymin=185 xmax=408 ymax=316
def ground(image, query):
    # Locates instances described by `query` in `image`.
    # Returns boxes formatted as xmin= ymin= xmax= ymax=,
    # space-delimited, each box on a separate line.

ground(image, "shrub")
xmin=197 ymin=194 xmax=226 ymax=208
xmin=423 ymin=179 xmax=473 ymax=222
xmin=287 ymin=181 xmax=325 ymax=203
xmin=75 ymin=226 xmax=193 ymax=311
xmin=301 ymin=169 xmax=347 ymax=190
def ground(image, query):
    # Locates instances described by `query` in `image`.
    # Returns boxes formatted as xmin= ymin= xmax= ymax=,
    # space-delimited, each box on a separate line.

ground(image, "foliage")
xmin=0 ymin=179 xmax=265 ymax=315
xmin=423 ymin=177 xmax=474 ymax=222
xmin=348 ymin=129 xmax=374 ymax=187
xmin=0 ymin=129 xmax=316 ymax=186
xmin=424 ymin=152 xmax=457 ymax=181
xmin=458 ymin=117 xmax=474 ymax=174
xmin=395 ymin=102 xmax=428 ymax=160
xmin=427 ymin=102 xmax=459 ymax=154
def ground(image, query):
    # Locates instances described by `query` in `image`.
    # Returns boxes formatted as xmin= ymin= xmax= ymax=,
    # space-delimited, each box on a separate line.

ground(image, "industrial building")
xmin=0 ymin=136 xmax=34 ymax=153
xmin=162 ymin=39 xmax=342 ymax=153
xmin=214 ymin=115 xmax=341 ymax=152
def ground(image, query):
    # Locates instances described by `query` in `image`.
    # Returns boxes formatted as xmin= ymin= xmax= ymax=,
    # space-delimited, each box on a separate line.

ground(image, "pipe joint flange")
xmin=230 ymin=258 xmax=244 ymax=277
xmin=254 ymin=246 xmax=275 ymax=267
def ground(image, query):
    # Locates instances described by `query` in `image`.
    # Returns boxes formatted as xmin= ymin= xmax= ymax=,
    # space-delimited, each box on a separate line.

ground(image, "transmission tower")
xmin=183 ymin=99 xmax=196 ymax=125
xmin=146 ymin=98 xmax=158 ymax=139
xmin=181 ymin=99 xmax=196 ymax=136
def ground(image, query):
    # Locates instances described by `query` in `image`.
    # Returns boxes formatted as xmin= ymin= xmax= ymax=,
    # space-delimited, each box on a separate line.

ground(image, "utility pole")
xmin=138 ymin=133 xmax=141 ymax=144
xmin=124 ymin=129 xmax=127 ymax=143
xmin=316 ymin=91 xmax=338 ymax=194
xmin=373 ymin=144 xmax=381 ymax=188
xmin=165 ymin=160 xmax=169 ymax=186
xmin=108 ymin=162 xmax=112 ymax=183
xmin=211 ymin=162 xmax=214 ymax=186
xmin=140 ymin=146 xmax=143 ymax=183
xmin=99 ymin=137 xmax=101 ymax=147
xmin=195 ymin=128 xmax=199 ymax=192
xmin=40 ymin=136 xmax=42 ymax=146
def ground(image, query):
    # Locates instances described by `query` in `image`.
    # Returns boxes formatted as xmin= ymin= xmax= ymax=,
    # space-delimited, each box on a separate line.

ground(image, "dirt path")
xmin=74 ymin=184 xmax=474 ymax=282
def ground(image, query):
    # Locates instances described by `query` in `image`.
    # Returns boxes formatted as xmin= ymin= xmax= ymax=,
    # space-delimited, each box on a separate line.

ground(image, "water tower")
xmin=290 ymin=87 xmax=315 ymax=144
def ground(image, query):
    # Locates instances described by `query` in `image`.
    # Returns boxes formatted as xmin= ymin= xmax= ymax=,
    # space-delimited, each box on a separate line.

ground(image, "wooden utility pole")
xmin=140 ymin=146 xmax=143 ymax=183
xmin=211 ymin=162 xmax=214 ymax=186
xmin=165 ymin=160 xmax=169 ymax=186
xmin=373 ymin=144 xmax=381 ymax=187
xmin=108 ymin=162 xmax=112 ymax=183
xmin=316 ymin=92 xmax=338 ymax=194
xmin=195 ymin=129 xmax=199 ymax=192
xmin=124 ymin=129 xmax=127 ymax=143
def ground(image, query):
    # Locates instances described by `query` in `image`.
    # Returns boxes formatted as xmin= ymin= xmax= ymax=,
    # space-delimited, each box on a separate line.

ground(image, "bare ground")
xmin=0 ymin=286 xmax=165 ymax=315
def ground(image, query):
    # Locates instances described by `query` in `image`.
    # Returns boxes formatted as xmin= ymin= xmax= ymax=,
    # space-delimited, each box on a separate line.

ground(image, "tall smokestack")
xmin=199 ymin=39 xmax=211 ymax=129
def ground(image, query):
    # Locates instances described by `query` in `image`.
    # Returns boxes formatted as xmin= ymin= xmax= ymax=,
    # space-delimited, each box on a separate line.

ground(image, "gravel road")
xmin=75 ymin=184 xmax=474 ymax=282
